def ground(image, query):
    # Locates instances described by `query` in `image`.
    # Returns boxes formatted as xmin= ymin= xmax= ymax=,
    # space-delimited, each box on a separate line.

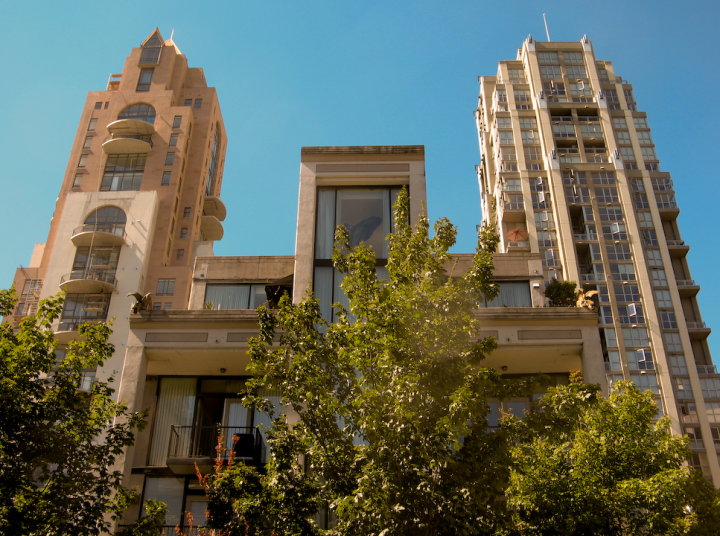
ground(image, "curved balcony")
xmin=201 ymin=215 xmax=224 ymax=241
xmin=102 ymin=133 xmax=152 ymax=155
xmin=106 ymin=118 xmax=155 ymax=136
xmin=59 ymin=270 xmax=117 ymax=294
xmin=203 ymin=196 xmax=227 ymax=221
xmin=71 ymin=224 xmax=127 ymax=247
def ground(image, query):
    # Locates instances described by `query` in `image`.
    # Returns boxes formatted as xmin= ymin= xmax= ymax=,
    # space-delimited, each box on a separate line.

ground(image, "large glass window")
xmin=315 ymin=188 xmax=401 ymax=260
xmin=101 ymin=154 xmax=146 ymax=191
xmin=480 ymin=282 xmax=532 ymax=307
xmin=136 ymin=68 xmax=154 ymax=91
xmin=140 ymin=32 xmax=163 ymax=65
xmin=204 ymin=284 xmax=267 ymax=310
xmin=118 ymin=103 xmax=156 ymax=124
xmin=142 ymin=477 xmax=185 ymax=526
xmin=59 ymin=293 xmax=110 ymax=332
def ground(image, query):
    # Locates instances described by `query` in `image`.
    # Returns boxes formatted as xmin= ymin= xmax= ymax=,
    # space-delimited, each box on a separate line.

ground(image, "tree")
xmin=0 ymin=288 xmax=147 ymax=535
xmin=543 ymin=278 xmax=577 ymax=307
xmin=504 ymin=373 xmax=720 ymax=536
xmin=204 ymin=189 xmax=540 ymax=535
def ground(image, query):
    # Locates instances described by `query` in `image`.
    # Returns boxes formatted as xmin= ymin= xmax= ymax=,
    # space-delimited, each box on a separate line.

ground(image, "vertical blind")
xmin=148 ymin=378 xmax=197 ymax=466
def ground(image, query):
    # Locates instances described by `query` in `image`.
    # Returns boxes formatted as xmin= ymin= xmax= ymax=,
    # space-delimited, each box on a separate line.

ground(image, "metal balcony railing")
xmin=687 ymin=322 xmax=708 ymax=329
xmin=168 ymin=425 xmax=263 ymax=465
xmin=57 ymin=319 xmax=102 ymax=332
xmin=666 ymin=240 xmax=686 ymax=247
xmin=60 ymin=270 xmax=118 ymax=288
xmin=72 ymin=224 xmax=127 ymax=240
xmin=676 ymin=279 xmax=697 ymax=286
xmin=574 ymin=233 xmax=598 ymax=241
xmin=697 ymin=365 xmax=718 ymax=375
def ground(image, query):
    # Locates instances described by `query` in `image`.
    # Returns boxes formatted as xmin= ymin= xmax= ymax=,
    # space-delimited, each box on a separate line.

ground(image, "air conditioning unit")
xmin=628 ymin=303 xmax=637 ymax=317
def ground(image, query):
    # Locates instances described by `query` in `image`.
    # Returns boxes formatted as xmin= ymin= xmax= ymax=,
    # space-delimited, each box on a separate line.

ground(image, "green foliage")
xmin=117 ymin=500 xmax=167 ymax=536
xmin=544 ymin=278 xmax=577 ymax=307
xmin=504 ymin=374 xmax=720 ymax=535
xmin=0 ymin=288 xmax=148 ymax=535
xmin=215 ymin=189 xmax=541 ymax=535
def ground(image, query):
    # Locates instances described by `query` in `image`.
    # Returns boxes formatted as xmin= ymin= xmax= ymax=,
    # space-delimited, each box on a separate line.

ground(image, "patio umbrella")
xmin=506 ymin=228 xmax=528 ymax=241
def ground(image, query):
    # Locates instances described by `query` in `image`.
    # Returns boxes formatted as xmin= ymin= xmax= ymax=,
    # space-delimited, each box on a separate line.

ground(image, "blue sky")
xmin=0 ymin=0 xmax=717 ymax=356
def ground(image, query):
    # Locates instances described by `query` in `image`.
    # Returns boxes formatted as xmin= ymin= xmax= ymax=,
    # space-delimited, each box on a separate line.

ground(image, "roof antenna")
xmin=543 ymin=13 xmax=551 ymax=41
xmin=170 ymin=28 xmax=175 ymax=41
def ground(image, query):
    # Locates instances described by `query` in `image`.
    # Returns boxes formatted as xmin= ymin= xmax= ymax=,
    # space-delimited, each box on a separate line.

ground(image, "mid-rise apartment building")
xmin=475 ymin=35 xmax=718 ymax=483
xmin=5 ymin=29 xmax=228 ymax=387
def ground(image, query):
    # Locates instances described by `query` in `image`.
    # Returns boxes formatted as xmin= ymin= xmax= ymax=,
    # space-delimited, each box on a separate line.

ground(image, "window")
xmin=161 ymin=171 xmax=171 ymax=185
xmin=180 ymin=228 xmax=188 ymax=239
xmin=553 ymin=124 xmax=575 ymax=137
xmin=541 ymin=249 xmax=558 ymax=267
xmin=156 ymin=279 xmax=175 ymax=296
xmin=498 ymin=130 xmax=514 ymax=144
xmin=518 ymin=118 xmax=536 ymax=129
xmin=537 ymin=230 xmax=556 ymax=247
xmin=701 ymin=378 xmax=720 ymax=399
xmin=563 ymin=52 xmax=583 ymax=64
xmin=205 ymin=284 xmax=269 ymax=310
xmin=538 ymin=52 xmax=559 ymax=64
xmin=496 ymin=117 xmax=512 ymax=129
xmin=534 ymin=211 xmax=554 ymax=229
xmin=675 ymin=378 xmax=694 ymax=399
xmin=623 ymin=89 xmax=635 ymax=103
xmin=627 ymin=349 xmax=653 ymax=370
xmin=531 ymin=193 xmax=549 ymax=209
xmin=72 ymin=173 xmax=82 ymax=188
xmin=655 ymin=289 xmax=673 ymax=308
xmin=176 ymin=249 xmax=184 ymax=261
xmin=566 ymin=65 xmax=587 ymax=78
xmin=636 ymin=131 xmax=653 ymax=144
xmin=165 ymin=153 xmax=175 ymax=166
xmin=599 ymin=306 xmax=613 ymax=325
xmin=580 ymin=124 xmax=602 ymax=138
xmin=478 ymin=282 xmax=532 ymax=308
xmin=544 ymin=82 xmax=566 ymax=96
xmin=605 ymin=89 xmax=619 ymax=102
xmin=633 ymin=117 xmax=649 ymax=129
xmin=570 ymin=83 xmax=591 ymax=97
xmin=521 ymin=130 xmax=539 ymax=144
xmin=59 ymin=293 xmax=110 ymax=331
xmin=604 ymin=328 xmax=618 ymax=348
xmin=595 ymin=187 xmax=619 ymax=203
xmin=591 ymin=172 xmax=615 ymax=185
xmin=660 ymin=311 xmax=677 ymax=329
xmin=119 ymin=104 xmax=156 ymax=124
xmin=194 ymin=99 xmax=202 ymax=108
xmin=634 ymin=194 xmax=650 ymax=209
xmin=502 ymin=179 xmax=522 ymax=192
xmin=640 ymin=147 xmax=657 ymax=160
xmin=101 ymin=154 xmax=145 ymax=191
xmin=507 ymin=68 xmax=524 ymax=80
xmin=83 ymin=136 xmax=93 ymax=149
xmin=598 ymin=68 xmax=609 ymax=81
xmin=87 ymin=118 xmax=97 ymax=131
xmin=618 ymin=304 xmax=644 ymax=324
xmin=140 ymin=31 xmax=163 ymax=64
xmin=637 ymin=212 xmax=654 ymax=230
xmin=614 ymin=284 xmax=640 ymax=302
xmin=136 ymin=68 xmax=154 ymax=91
xmin=184 ymin=99 xmax=192 ymax=106
xmin=169 ymin=133 xmax=178 ymax=147
xmin=664 ymin=332 xmax=683 ymax=353
xmin=170 ymin=218 xmax=175 ymax=234
xmin=597 ymin=206 xmax=623 ymax=221
xmin=605 ymin=350 xmax=622 ymax=371
xmin=630 ymin=178 xmax=645 ymax=192
xmin=183 ymin=207 xmax=191 ymax=218
xmin=610 ymin=264 xmax=635 ymax=281
xmin=104 ymin=102 xmax=109 ymax=109
xmin=163 ymin=302 xmax=172 ymax=310
xmin=612 ymin=117 xmax=627 ymax=129
xmin=500 ymin=147 xmax=516 ymax=161
xmin=707 ymin=403 xmax=720 ymax=423
xmin=656 ymin=193 xmax=677 ymax=209
xmin=172 ymin=116 xmax=182 ymax=129
xmin=529 ymin=177 xmax=547 ymax=192
xmin=618 ymin=148 xmax=635 ymax=163
xmin=669 ymin=355 xmax=687 ymax=375
xmin=514 ymin=90 xmax=530 ymax=102
xmin=645 ymin=248 xmax=663 ymax=267
xmin=623 ymin=327 xmax=649 ymax=347
xmin=94 ymin=102 xmax=102 ymax=110
xmin=651 ymin=269 xmax=668 ymax=287
xmin=78 ymin=154 xmax=88 ymax=168
xmin=630 ymin=373 xmax=660 ymax=395
xmin=523 ymin=146 xmax=541 ymax=161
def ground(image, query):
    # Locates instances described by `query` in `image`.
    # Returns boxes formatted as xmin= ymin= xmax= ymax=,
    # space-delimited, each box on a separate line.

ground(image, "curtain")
xmin=336 ymin=190 xmax=389 ymax=258
xmin=486 ymin=282 xmax=531 ymax=307
xmin=205 ymin=284 xmax=250 ymax=310
xmin=315 ymin=190 xmax=336 ymax=259
xmin=143 ymin=477 xmax=185 ymax=526
xmin=148 ymin=378 xmax=197 ymax=466
xmin=253 ymin=388 xmax=286 ymax=463
xmin=224 ymin=400 xmax=251 ymax=449
xmin=314 ymin=267 xmax=333 ymax=325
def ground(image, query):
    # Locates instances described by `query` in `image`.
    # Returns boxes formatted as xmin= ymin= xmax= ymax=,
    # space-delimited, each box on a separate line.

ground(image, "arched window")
xmin=118 ymin=104 xmax=156 ymax=124
xmin=84 ymin=206 xmax=127 ymax=232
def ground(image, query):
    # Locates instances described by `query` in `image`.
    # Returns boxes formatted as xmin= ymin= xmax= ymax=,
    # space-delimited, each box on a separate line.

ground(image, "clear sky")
xmin=0 ymin=0 xmax=717 ymax=357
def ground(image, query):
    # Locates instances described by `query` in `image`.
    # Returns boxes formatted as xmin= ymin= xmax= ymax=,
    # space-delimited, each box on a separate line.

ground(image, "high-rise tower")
xmin=6 ymin=29 xmax=228 ymax=389
xmin=475 ymin=36 xmax=718 ymax=483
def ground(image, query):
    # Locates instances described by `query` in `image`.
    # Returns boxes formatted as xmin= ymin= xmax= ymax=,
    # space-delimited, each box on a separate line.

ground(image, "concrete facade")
xmin=476 ymin=36 xmax=718 ymax=483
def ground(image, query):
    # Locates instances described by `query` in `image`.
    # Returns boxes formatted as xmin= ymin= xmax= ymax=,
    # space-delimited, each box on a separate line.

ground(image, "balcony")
xmin=54 ymin=319 xmax=101 ymax=344
xmin=505 ymin=241 xmax=530 ymax=252
xmin=200 ymin=215 xmax=224 ymax=241
xmin=676 ymin=280 xmax=700 ymax=297
xmin=70 ymin=224 xmax=126 ymax=247
xmin=697 ymin=365 xmax=718 ymax=375
xmin=106 ymin=118 xmax=155 ymax=136
xmin=106 ymin=73 xmax=121 ymax=91
xmin=574 ymin=233 xmax=598 ymax=242
xmin=167 ymin=425 xmax=263 ymax=475
xmin=666 ymin=240 xmax=690 ymax=257
xmin=203 ymin=196 xmax=227 ymax=221
xmin=59 ymin=270 xmax=117 ymax=294
xmin=102 ymin=133 xmax=153 ymax=155
xmin=687 ymin=322 xmax=711 ymax=340
xmin=580 ymin=273 xmax=605 ymax=283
